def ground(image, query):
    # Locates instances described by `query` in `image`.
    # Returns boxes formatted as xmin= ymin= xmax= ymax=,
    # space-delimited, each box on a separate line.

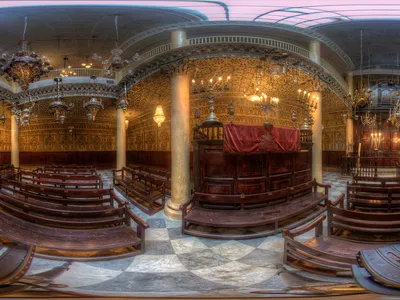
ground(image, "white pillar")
xmin=170 ymin=30 xmax=188 ymax=49
xmin=165 ymin=60 xmax=190 ymax=220
xmin=11 ymin=115 xmax=19 ymax=168
xmin=347 ymin=73 xmax=354 ymax=97
xmin=346 ymin=116 xmax=354 ymax=154
xmin=116 ymin=108 xmax=126 ymax=170
xmin=311 ymin=91 xmax=322 ymax=183
xmin=309 ymin=40 xmax=321 ymax=64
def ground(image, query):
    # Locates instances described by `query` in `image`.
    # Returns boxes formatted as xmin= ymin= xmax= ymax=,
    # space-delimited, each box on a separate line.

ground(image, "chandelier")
xmin=48 ymin=77 xmax=73 ymax=124
xmin=351 ymin=30 xmax=373 ymax=110
xmin=84 ymin=97 xmax=103 ymax=121
xmin=297 ymin=89 xmax=318 ymax=130
xmin=59 ymin=56 xmax=77 ymax=78
xmin=0 ymin=17 xmax=52 ymax=91
xmin=388 ymin=99 xmax=400 ymax=128
xmin=11 ymin=99 xmax=36 ymax=127
xmin=153 ymin=105 xmax=166 ymax=127
xmin=191 ymin=75 xmax=231 ymax=124
xmin=0 ymin=100 xmax=7 ymax=125
xmin=92 ymin=16 xmax=139 ymax=76
xmin=360 ymin=110 xmax=377 ymax=129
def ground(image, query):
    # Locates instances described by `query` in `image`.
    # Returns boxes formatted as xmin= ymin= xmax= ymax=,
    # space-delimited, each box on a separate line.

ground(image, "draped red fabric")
xmin=223 ymin=124 xmax=300 ymax=153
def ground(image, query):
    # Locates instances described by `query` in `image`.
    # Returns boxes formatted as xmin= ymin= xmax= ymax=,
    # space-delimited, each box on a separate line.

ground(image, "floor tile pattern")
xmin=24 ymin=170 xmax=350 ymax=296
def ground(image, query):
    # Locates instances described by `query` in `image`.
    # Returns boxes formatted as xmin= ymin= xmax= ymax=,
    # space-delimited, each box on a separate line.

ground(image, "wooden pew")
xmin=283 ymin=194 xmax=400 ymax=277
xmin=20 ymin=171 xmax=103 ymax=189
xmin=37 ymin=167 xmax=97 ymax=175
xmin=0 ymin=186 xmax=149 ymax=261
xmin=180 ymin=180 xmax=330 ymax=239
xmin=352 ymin=175 xmax=400 ymax=187
xmin=128 ymin=164 xmax=171 ymax=194
xmin=347 ymin=182 xmax=400 ymax=211
xmin=352 ymin=244 xmax=400 ymax=295
xmin=113 ymin=167 xmax=165 ymax=215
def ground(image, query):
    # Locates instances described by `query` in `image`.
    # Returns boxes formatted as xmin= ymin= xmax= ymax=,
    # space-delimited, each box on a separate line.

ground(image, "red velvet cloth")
xmin=223 ymin=124 xmax=300 ymax=153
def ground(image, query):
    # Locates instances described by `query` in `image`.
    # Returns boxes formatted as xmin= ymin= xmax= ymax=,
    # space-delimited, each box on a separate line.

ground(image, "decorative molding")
xmin=119 ymin=43 xmax=350 ymax=108
xmin=161 ymin=57 xmax=192 ymax=75
xmin=119 ymin=21 xmax=355 ymax=70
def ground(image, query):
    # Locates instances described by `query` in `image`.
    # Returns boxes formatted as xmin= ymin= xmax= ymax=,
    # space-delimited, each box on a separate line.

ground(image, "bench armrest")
xmin=179 ymin=193 xmax=196 ymax=211
xmin=327 ymin=193 xmax=345 ymax=208
xmin=313 ymin=179 xmax=331 ymax=195
xmin=126 ymin=205 xmax=149 ymax=229
xmin=111 ymin=168 xmax=124 ymax=175
xmin=111 ymin=190 xmax=126 ymax=207
xmin=282 ymin=214 xmax=326 ymax=239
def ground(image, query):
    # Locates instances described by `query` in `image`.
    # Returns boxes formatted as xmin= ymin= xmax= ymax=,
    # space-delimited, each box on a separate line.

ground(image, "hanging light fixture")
xmin=0 ymin=17 xmax=52 ymax=91
xmin=0 ymin=100 xmax=7 ymax=125
xmin=153 ymin=103 xmax=165 ymax=127
xmin=48 ymin=77 xmax=73 ymax=124
xmin=11 ymin=98 xmax=36 ymax=127
xmin=84 ymin=97 xmax=103 ymax=121
xmin=116 ymin=83 xmax=129 ymax=111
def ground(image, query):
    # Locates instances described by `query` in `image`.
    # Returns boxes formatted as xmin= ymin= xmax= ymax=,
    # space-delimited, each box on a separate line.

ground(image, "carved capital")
xmin=161 ymin=58 xmax=192 ymax=76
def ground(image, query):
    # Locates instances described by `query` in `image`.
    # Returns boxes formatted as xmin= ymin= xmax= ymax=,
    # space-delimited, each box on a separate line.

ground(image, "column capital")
xmin=162 ymin=58 xmax=192 ymax=76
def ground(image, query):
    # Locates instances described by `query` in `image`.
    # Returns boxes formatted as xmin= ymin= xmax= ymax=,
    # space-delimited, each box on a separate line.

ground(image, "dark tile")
xmin=147 ymin=218 xmax=166 ymax=228
xmin=145 ymin=240 xmax=175 ymax=255
xmin=78 ymin=271 xmax=231 ymax=292
xmin=81 ymin=257 xmax=135 ymax=271
xmin=167 ymin=227 xmax=191 ymax=240
xmin=236 ymin=249 xmax=282 ymax=268
xmin=249 ymin=274 xmax=288 ymax=290
xmin=197 ymin=238 xmax=227 ymax=248
xmin=177 ymin=249 xmax=231 ymax=270
xmin=237 ymin=237 xmax=266 ymax=248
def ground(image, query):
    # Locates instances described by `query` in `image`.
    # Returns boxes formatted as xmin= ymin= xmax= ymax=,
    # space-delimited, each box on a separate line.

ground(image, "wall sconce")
xmin=153 ymin=104 xmax=165 ymax=127
xmin=125 ymin=119 xmax=129 ymax=130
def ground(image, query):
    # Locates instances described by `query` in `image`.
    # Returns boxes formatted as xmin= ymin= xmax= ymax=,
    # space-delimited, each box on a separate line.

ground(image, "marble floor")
xmin=18 ymin=171 xmax=353 ymax=297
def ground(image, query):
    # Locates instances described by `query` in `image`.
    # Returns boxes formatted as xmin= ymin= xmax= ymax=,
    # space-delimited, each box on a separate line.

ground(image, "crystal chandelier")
xmin=84 ymin=97 xmax=103 ymax=121
xmin=0 ymin=17 xmax=52 ymax=91
xmin=153 ymin=105 xmax=166 ymax=127
xmin=48 ymin=77 xmax=73 ymax=124
xmin=11 ymin=99 xmax=36 ymax=127
xmin=0 ymin=100 xmax=7 ymax=125
xmin=191 ymin=75 xmax=231 ymax=124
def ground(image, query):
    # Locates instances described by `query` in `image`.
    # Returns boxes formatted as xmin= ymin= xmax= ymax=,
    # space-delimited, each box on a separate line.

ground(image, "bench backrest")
xmin=353 ymin=176 xmax=400 ymax=186
xmin=44 ymin=165 xmax=94 ymax=169
xmin=21 ymin=171 xmax=101 ymax=181
xmin=327 ymin=204 xmax=400 ymax=238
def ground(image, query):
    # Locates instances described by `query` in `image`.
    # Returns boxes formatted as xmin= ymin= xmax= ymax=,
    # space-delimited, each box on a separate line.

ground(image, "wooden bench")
xmin=352 ymin=244 xmax=400 ymax=295
xmin=129 ymin=164 xmax=171 ymax=194
xmin=283 ymin=194 xmax=400 ymax=277
xmin=347 ymin=183 xmax=400 ymax=211
xmin=180 ymin=180 xmax=330 ymax=239
xmin=1 ymin=178 xmax=114 ymax=206
xmin=44 ymin=165 xmax=94 ymax=169
xmin=37 ymin=167 xmax=97 ymax=175
xmin=113 ymin=167 xmax=165 ymax=215
xmin=352 ymin=175 xmax=400 ymax=187
xmin=0 ymin=186 xmax=149 ymax=261
xmin=0 ymin=240 xmax=34 ymax=285
xmin=20 ymin=171 xmax=103 ymax=189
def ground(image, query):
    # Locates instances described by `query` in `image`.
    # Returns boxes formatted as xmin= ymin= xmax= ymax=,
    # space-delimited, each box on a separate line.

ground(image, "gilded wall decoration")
xmin=19 ymin=120 xmax=116 ymax=152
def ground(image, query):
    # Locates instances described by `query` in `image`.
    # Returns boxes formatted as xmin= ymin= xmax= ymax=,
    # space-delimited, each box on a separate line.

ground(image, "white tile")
xmin=192 ymin=261 xmax=277 ymax=287
xmin=171 ymin=238 xmax=208 ymax=254
xmin=125 ymin=255 xmax=187 ymax=273
xmin=210 ymin=240 xmax=255 ymax=261
xmin=146 ymin=228 xmax=170 ymax=241
xmin=257 ymin=235 xmax=284 ymax=252
xmin=52 ymin=262 xmax=122 ymax=288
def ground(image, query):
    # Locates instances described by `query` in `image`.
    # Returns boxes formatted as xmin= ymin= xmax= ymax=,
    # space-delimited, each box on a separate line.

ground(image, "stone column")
xmin=347 ymin=73 xmax=354 ymax=96
xmin=170 ymin=30 xmax=188 ymax=49
xmin=165 ymin=59 xmax=191 ymax=219
xmin=346 ymin=115 xmax=354 ymax=154
xmin=11 ymin=114 xmax=19 ymax=168
xmin=116 ymin=108 xmax=126 ymax=170
xmin=309 ymin=40 xmax=322 ymax=183
xmin=311 ymin=91 xmax=322 ymax=183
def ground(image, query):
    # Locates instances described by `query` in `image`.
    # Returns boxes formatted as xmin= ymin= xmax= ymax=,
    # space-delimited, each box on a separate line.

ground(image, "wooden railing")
xmin=341 ymin=155 xmax=400 ymax=177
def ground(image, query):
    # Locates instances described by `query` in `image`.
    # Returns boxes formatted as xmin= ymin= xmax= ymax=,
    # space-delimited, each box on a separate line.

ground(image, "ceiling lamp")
xmin=153 ymin=105 xmax=165 ymax=127
xmin=116 ymin=83 xmax=129 ymax=111
xmin=84 ymin=97 xmax=103 ymax=121
xmin=11 ymin=99 xmax=35 ymax=127
xmin=0 ymin=17 xmax=52 ymax=91
xmin=0 ymin=100 xmax=7 ymax=125
xmin=48 ymin=77 xmax=73 ymax=124
xmin=92 ymin=16 xmax=139 ymax=76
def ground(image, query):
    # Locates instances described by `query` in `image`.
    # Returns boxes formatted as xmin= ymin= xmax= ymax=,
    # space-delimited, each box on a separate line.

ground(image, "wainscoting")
xmin=322 ymin=151 xmax=345 ymax=171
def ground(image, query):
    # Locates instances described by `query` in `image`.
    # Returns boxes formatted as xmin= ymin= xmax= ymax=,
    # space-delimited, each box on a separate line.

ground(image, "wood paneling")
xmin=322 ymin=151 xmax=345 ymax=169
xmin=0 ymin=152 xmax=10 ymax=165
xmin=195 ymin=141 xmax=312 ymax=195
xmin=19 ymin=152 xmax=116 ymax=167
